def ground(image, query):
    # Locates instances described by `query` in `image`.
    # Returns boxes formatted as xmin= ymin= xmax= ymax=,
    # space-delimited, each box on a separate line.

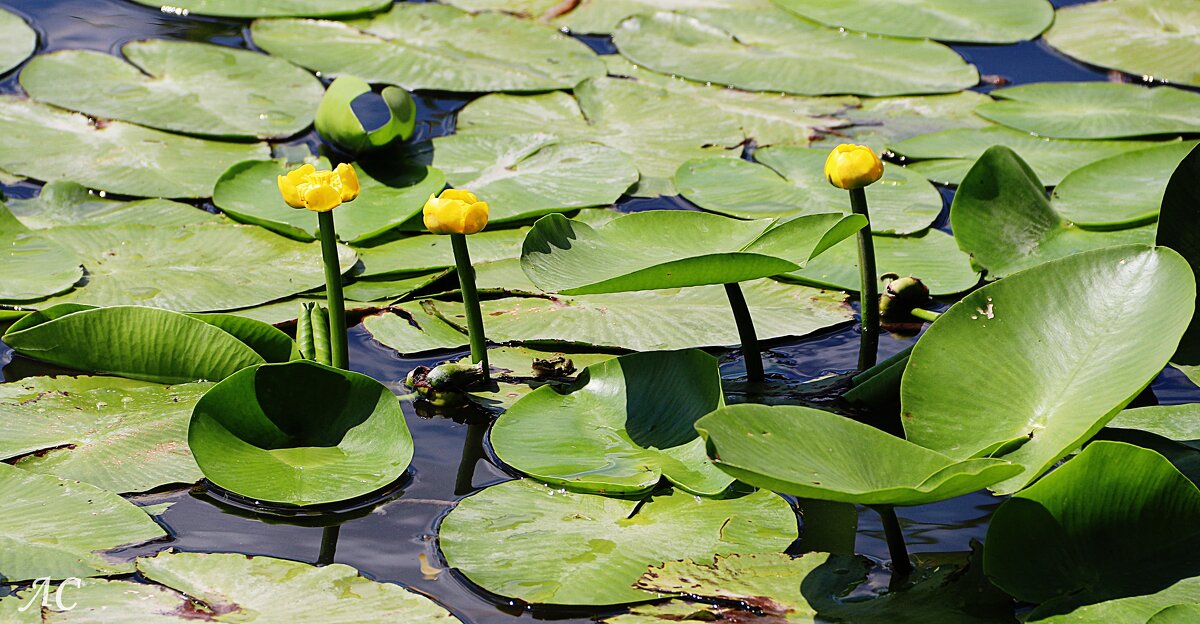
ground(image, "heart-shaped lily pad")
xmin=188 ymin=360 xmax=414 ymax=506
xmin=0 ymin=7 xmax=35 ymax=74
xmin=492 ymin=350 xmax=733 ymax=496
xmin=8 ymin=181 xmax=218 ymax=229
xmin=781 ymin=229 xmax=979 ymax=296
xmin=773 ymin=0 xmax=1052 ymax=43
xmin=0 ymin=203 xmax=82 ymax=302
xmin=977 ymin=83 xmax=1200 ymax=139
xmin=696 ymin=404 xmax=1021 ymax=506
xmin=447 ymin=0 xmax=777 ymax=34
xmin=129 ymin=0 xmax=391 ymax=17
xmin=1109 ymin=405 xmax=1200 ymax=451
xmin=902 ymin=245 xmax=1195 ymax=494
xmin=809 ymin=91 xmax=991 ymax=153
xmin=438 ymin=479 xmax=797 ymax=605
xmin=1052 ymin=140 xmax=1200 ymax=229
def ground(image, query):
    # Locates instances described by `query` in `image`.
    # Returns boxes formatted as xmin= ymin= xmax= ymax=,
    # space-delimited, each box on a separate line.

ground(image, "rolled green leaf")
xmin=296 ymin=302 xmax=316 ymax=361
xmin=315 ymin=75 xmax=416 ymax=154
xmin=311 ymin=304 xmax=332 ymax=367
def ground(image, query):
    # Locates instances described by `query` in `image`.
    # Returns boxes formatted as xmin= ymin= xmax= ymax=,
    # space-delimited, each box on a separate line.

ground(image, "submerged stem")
xmin=909 ymin=308 xmax=942 ymax=323
xmin=873 ymin=505 xmax=913 ymax=577
xmin=724 ymin=282 xmax=764 ymax=383
xmin=317 ymin=525 xmax=341 ymax=566
xmin=451 ymin=233 xmax=489 ymax=381
xmin=317 ymin=211 xmax=349 ymax=370
xmin=849 ymin=188 xmax=879 ymax=371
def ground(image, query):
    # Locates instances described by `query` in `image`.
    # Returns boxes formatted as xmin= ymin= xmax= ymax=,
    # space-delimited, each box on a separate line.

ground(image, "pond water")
xmin=0 ymin=0 xmax=1196 ymax=621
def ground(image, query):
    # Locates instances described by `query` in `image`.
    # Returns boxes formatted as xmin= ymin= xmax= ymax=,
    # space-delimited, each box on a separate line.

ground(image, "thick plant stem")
xmin=873 ymin=505 xmax=913 ymax=577
xmin=849 ymin=188 xmax=879 ymax=371
xmin=451 ymin=233 xmax=489 ymax=380
xmin=910 ymin=308 xmax=942 ymax=323
xmin=455 ymin=422 xmax=487 ymax=496
xmin=317 ymin=211 xmax=349 ymax=370
xmin=724 ymin=282 xmax=764 ymax=383
xmin=317 ymin=525 xmax=340 ymax=565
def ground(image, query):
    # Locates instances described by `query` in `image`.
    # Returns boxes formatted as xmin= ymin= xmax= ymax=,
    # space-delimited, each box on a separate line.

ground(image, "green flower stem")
xmin=317 ymin=211 xmax=349 ymax=370
xmin=317 ymin=524 xmax=340 ymax=566
xmin=872 ymin=505 xmax=913 ymax=577
xmin=724 ymin=282 xmax=764 ymax=383
xmin=451 ymin=233 xmax=489 ymax=380
xmin=849 ymin=187 xmax=879 ymax=371
xmin=910 ymin=308 xmax=942 ymax=323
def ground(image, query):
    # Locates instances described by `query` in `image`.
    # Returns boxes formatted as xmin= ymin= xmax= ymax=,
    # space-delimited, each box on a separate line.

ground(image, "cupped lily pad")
xmin=977 ymin=83 xmax=1200 ymax=139
xmin=675 ymin=146 xmax=942 ymax=234
xmin=8 ymin=181 xmax=218 ymax=229
xmin=520 ymin=210 xmax=865 ymax=295
xmin=1052 ymin=140 xmax=1200 ymax=229
xmin=492 ymin=350 xmax=733 ymax=496
xmin=188 ymin=360 xmax=414 ymax=506
xmin=20 ymin=40 xmax=323 ymax=139
xmin=773 ymin=0 xmax=1052 ymax=43
xmin=901 ymin=245 xmax=1195 ymax=495
xmin=1108 ymin=405 xmax=1200 ymax=451
xmin=214 ymin=158 xmax=445 ymax=243
xmin=3 ymin=304 xmax=294 ymax=384
xmin=951 ymin=146 xmax=1156 ymax=278
xmin=889 ymin=126 xmax=1168 ymax=187
xmin=0 ymin=462 xmax=166 ymax=582
xmin=250 ymin=3 xmax=604 ymax=93
xmin=129 ymin=0 xmax=391 ymax=17
xmin=316 ymin=75 xmax=415 ymax=154
xmin=612 ymin=8 xmax=979 ymax=97
xmin=438 ymin=479 xmax=797 ymax=605
xmin=809 ymin=91 xmax=991 ymax=153
xmin=1044 ymin=0 xmax=1200 ymax=87
xmin=0 ymin=203 xmax=82 ymax=302
xmin=0 ymin=8 xmax=36 ymax=74
xmin=696 ymin=404 xmax=1020 ymax=506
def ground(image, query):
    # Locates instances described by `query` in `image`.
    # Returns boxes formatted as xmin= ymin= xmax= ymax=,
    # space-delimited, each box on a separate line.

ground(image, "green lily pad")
xmin=985 ymin=441 xmax=1200 ymax=615
xmin=0 ymin=376 xmax=211 ymax=493
xmin=781 ymin=229 xmax=979 ymax=296
xmin=251 ymin=3 xmax=604 ymax=93
xmin=1026 ymin=577 xmax=1200 ymax=624
xmin=20 ymin=40 xmax=323 ymax=139
xmin=772 ymin=0 xmax=1051 ymax=43
xmin=439 ymin=479 xmax=797 ymax=605
xmin=188 ymin=360 xmax=414 ymax=506
xmin=358 ymin=227 xmax=529 ymax=278
xmin=0 ymin=8 xmax=36 ymax=74
xmin=453 ymin=78 xmax=744 ymax=196
xmin=675 ymin=146 xmax=942 ymax=235
xmin=1044 ymin=0 xmax=1200 ymax=87
xmin=0 ymin=203 xmax=82 ymax=302
xmin=951 ymin=146 xmax=1155 ymax=278
xmin=343 ymin=271 xmax=449 ymax=302
xmin=890 ymin=126 xmax=1168 ymax=186
xmin=0 ymin=462 xmax=166 ymax=582
xmin=612 ymin=8 xmax=978 ymax=97
xmin=809 ymin=92 xmax=991 ymax=153
xmin=452 ymin=0 xmax=779 ymax=34
xmin=315 ymin=75 xmax=416 ymax=154
xmin=3 ymin=304 xmax=294 ymax=384
xmin=492 ymin=350 xmax=733 ymax=496
xmin=8 ymin=181 xmax=218 ymax=229
xmin=902 ymin=245 xmax=1195 ymax=494
xmin=213 ymin=159 xmax=445 ymax=243
xmin=520 ymin=210 xmax=865 ymax=295
xmin=696 ymin=404 xmax=1020 ymax=506
xmin=220 ymin=296 xmax=378 ymax=326
xmin=1052 ymin=140 xmax=1200 ymax=228
xmin=129 ymin=0 xmax=390 ymax=17
xmin=1156 ymin=143 xmax=1200 ymax=366
xmin=977 ymin=83 xmax=1200 ymax=139
xmin=361 ymin=303 xmax=469 ymax=355
xmin=1108 ymin=405 xmax=1200 ymax=451
xmin=1152 ymin=604 xmax=1200 ymax=624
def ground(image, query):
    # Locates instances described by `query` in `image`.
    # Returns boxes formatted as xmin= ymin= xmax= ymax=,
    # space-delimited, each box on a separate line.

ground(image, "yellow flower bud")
xmin=423 ymin=189 xmax=489 ymax=235
xmin=276 ymin=162 xmax=360 ymax=212
xmin=824 ymin=144 xmax=884 ymax=190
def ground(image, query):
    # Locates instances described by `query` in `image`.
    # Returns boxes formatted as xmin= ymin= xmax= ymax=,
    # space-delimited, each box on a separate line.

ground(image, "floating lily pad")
xmin=1044 ymin=0 xmax=1200 ymax=87
xmin=1156 ymin=143 xmax=1200 ymax=366
xmin=221 ymin=296 xmax=378 ymax=326
xmin=810 ymin=92 xmax=991 ymax=153
xmin=696 ymin=404 xmax=1020 ymax=506
xmin=612 ymin=8 xmax=978 ymax=97
xmin=675 ymin=146 xmax=942 ymax=234
xmin=951 ymin=146 xmax=1155 ymax=278
xmin=361 ymin=303 xmax=469 ymax=355
xmin=214 ymin=159 xmax=445 ymax=243
xmin=3 ymin=304 xmax=294 ymax=383
xmin=902 ymin=246 xmax=1195 ymax=494
xmin=890 ymin=126 xmax=1167 ymax=186
xmin=1152 ymin=604 xmax=1200 ymax=624
xmin=316 ymin=75 xmax=415 ymax=154
xmin=0 ymin=97 xmax=268 ymax=198
xmin=251 ymin=3 xmax=604 ymax=93
xmin=189 ymin=360 xmax=414 ymax=506
xmin=520 ymin=211 xmax=865 ymax=294
xmin=343 ymin=270 xmax=448 ymax=302
xmin=0 ymin=462 xmax=166 ymax=582
xmin=772 ymin=0 xmax=1052 ymax=43
xmin=985 ymin=442 xmax=1200 ymax=615
xmin=492 ymin=350 xmax=733 ymax=496
xmin=1109 ymin=405 xmax=1200 ymax=451
xmin=8 ymin=181 xmax=218 ymax=229
xmin=1025 ymin=577 xmax=1200 ymax=624
xmin=0 ymin=376 xmax=211 ymax=493
xmin=977 ymin=83 xmax=1200 ymax=139
xmin=439 ymin=479 xmax=797 ymax=605
xmin=1052 ymin=140 xmax=1200 ymax=228
xmin=0 ymin=203 xmax=82 ymax=302
xmin=129 ymin=0 xmax=390 ymax=17
xmin=358 ymin=227 xmax=529 ymax=278
xmin=21 ymin=40 xmax=323 ymax=139
xmin=0 ymin=8 xmax=35 ymax=74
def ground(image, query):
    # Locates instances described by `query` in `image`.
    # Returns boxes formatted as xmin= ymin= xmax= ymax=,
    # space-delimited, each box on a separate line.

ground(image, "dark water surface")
xmin=1 ymin=0 xmax=1196 ymax=621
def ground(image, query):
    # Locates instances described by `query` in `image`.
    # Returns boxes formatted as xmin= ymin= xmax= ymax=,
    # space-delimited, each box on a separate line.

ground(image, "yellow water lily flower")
xmin=423 ymin=189 xmax=489 ymax=235
xmin=824 ymin=144 xmax=884 ymax=190
xmin=277 ymin=163 xmax=360 ymax=212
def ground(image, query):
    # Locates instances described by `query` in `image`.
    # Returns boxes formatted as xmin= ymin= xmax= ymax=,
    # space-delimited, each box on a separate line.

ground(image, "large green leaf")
xmin=1044 ymin=0 xmax=1200 ymax=87
xmin=951 ymin=146 xmax=1155 ymax=278
xmin=0 ymin=463 xmax=166 ymax=582
xmin=20 ymin=40 xmax=323 ymax=139
xmin=128 ymin=0 xmax=390 ymax=17
xmin=0 ymin=7 xmax=35 ymax=74
xmin=1026 ymin=577 xmax=1200 ymax=624
xmin=520 ymin=210 xmax=865 ymax=295
xmin=809 ymin=92 xmax=991 ymax=153
xmin=0 ymin=376 xmax=210 ymax=493
xmin=8 ymin=181 xmax=218 ymax=229
xmin=250 ymin=3 xmax=603 ymax=93
xmin=214 ymin=159 xmax=445 ymax=243
xmin=221 ymin=296 xmax=378 ymax=326
xmin=438 ymin=479 xmax=797 ymax=605
xmin=361 ymin=303 xmax=469 ymax=355
xmin=1109 ymin=405 xmax=1200 ymax=451
xmin=188 ymin=360 xmax=414 ymax=506
xmin=1053 ymin=140 xmax=1200 ymax=229
xmin=977 ymin=83 xmax=1200 ymax=139
xmin=902 ymin=246 xmax=1195 ymax=494
xmin=492 ymin=350 xmax=732 ymax=496
xmin=696 ymin=404 xmax=1020 ymax=506
xmin=1156 ymin=143 xmax=1200 ymax=365
xmin=773 ymin=0 xmax=1052 ymax=43
xmin=676 ymin=147 xmax=941 ymax=235
xmin=0 ymin=203 xmax=82 ymax=302
xmin=985 ymin=442 xmax=1200 ymax=615
xmin=1151 ymin=604 xmax=1200 ymax=624
xmin=612 ymin=8 xmax=978 ymax=97
xmin=890 ymin=126 xmax=1167 ymax=186
xmin=358 ymin=227 xmax=529 ymax=278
